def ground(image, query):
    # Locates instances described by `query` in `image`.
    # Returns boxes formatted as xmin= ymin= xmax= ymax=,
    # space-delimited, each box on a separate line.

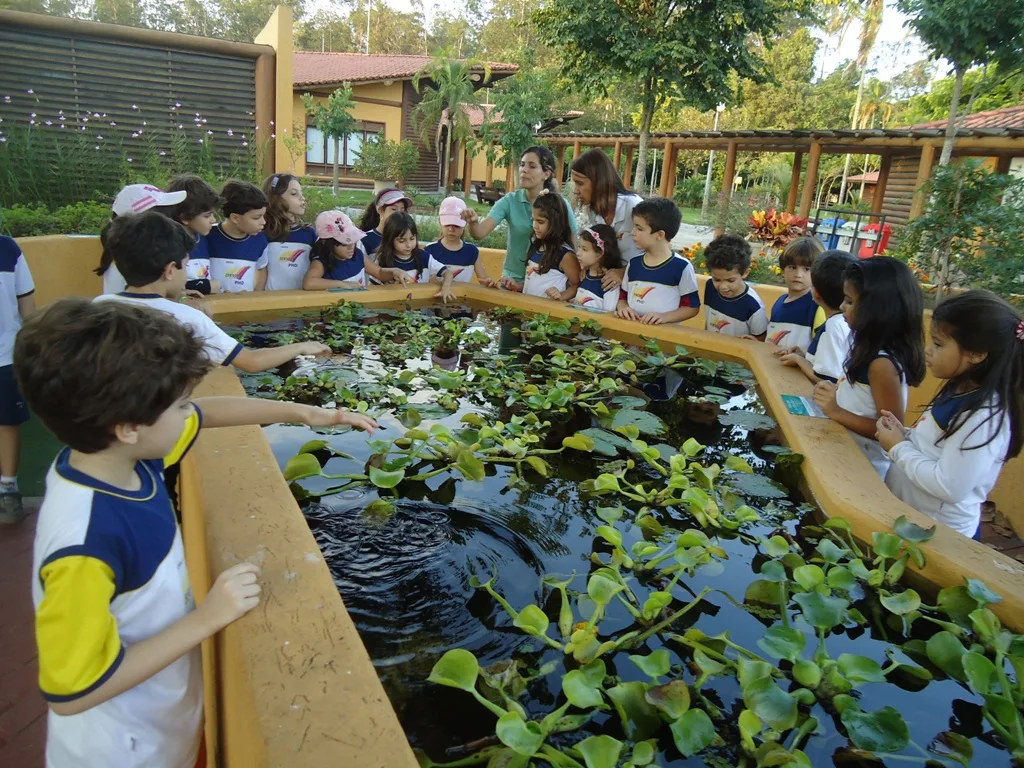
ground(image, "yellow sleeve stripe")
xmin=164 ymin=405 xmax=202 ymax=469
xmin=813 ymin=305 xmax=827 ymax=333
xmin=37 ymin=555 xmax=123 ymax=702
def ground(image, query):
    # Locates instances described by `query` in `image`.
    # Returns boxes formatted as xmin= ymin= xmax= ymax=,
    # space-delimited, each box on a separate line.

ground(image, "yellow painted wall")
xmin=255 ymin=5 xmax=295 ymax=174
xmin=353 ymin=81 xmax=404 ymax=102
xmin=470 ymin=147 xmax=506 ymax=185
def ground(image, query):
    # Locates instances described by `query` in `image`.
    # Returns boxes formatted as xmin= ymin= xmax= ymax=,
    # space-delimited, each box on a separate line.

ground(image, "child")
xmin=702 ymin=233 xmax=768 ymax=338
xmin=0 ymin=235 xmax=35 ymax=524
xmin=98 ymin=211 xmax=331 ymax=372
xmin=207 ymin=180 xmax=269 ymax=292
xmin=424 ymin=196 xmax=497 ymax=288
xmin=522 ymin=192 xmax=580 ymax=301
xmin=877 ymin=291 xmax=1023 ymax=539
xmin=166 ymin=174 xmax=222 ymax=295
xmin=95 ymin=183 xmax=187 ymax=295
xmin=14 ymin=297 xmax=376 ymax=768
xmin=303 ymin=210 xmax=411 ymax=290
xmin=779 ymin=250 xmax=854 ymax=383
xmin=375 ymin=212 xmax=429 ymax=284
xmin=262 ymin=174 xmax=316 ymax=291
xmin=358 ymin=188 xmax=413 ymax=259
xmin=765 ymin=237 xmax=825 ymax=350
xmin=812 ymin=256 xmax=925 ymax=478
xmin=615 ymin=197 xmax=700 ymax=325
xmin=572 ymin=224 xmax=623 ymax=313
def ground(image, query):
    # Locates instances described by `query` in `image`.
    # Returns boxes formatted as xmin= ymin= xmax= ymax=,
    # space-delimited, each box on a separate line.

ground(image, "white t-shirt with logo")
xmin=265 ymin=225 xmax=316 ymax=291
xmin=207 ymin=225 xmax=269 ymax=292
xmin=621 ymin=253 xmax=701 ymax=318
xmin=523 ymin=245 xmax=574 ymax=299
xmin=0 ymin=236 xmax=34 ymax=367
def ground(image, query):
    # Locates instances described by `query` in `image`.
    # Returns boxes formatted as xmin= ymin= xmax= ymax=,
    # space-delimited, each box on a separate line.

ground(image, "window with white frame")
xmin=305 ymin=123 xmax=384 ymax=169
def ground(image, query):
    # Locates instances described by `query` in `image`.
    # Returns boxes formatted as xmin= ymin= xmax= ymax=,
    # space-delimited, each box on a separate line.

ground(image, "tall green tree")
xmin=412 ymin=50 xmax=491 ymax=192
xmin=838 ymin=0 xmax=884 ymax=204
xmin=296 ymin=9 xmax=359 ymax=52
xmin=349 ymin=0 xmax=427 ymax=54
xmin=534 ymin=0 xmax=798 ymax=195
xmin=897 ymin=0 xmax=1024 ymax=165
xmin=896 ymin=63 xmax=1024 ymax=124
xmin=477 ymin=68 xmax=556 ymax=174
xmin=303 ymin=85 xmax=357 ymax=194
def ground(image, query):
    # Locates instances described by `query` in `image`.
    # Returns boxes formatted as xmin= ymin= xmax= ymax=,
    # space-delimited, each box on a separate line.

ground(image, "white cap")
xmin=112 ymin=184 xmax=187 ymax=217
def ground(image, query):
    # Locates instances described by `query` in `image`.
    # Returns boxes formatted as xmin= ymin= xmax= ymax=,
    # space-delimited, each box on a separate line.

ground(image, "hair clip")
xmin=1016 ymin=318 xmax=1024 ymax=341
xmin=270 ymin=175 xmax=280 ymax=188
xmin=585 ymin=227 xmax=605 ymax=250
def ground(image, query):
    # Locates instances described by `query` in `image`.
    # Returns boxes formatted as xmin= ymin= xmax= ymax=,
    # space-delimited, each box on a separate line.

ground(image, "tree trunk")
xmin=332 ymin=135 xmax=340 ymax=194
xmin=939 ymin=66 xmax=964 ymax=167
xmin=838 ymin=67 xmax=867 ymax=206
xmin=634 ymin=76 xmax=656 ymax=194
xmin=443 ymin=125 xmax=454 ymax=193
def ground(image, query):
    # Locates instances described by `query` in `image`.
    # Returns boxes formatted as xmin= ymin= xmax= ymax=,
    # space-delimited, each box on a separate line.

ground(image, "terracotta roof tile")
xmin=293 ymin=52 xmax=517 ymax=87
xmin=907 ymin=105 xmax=1024 ymax=131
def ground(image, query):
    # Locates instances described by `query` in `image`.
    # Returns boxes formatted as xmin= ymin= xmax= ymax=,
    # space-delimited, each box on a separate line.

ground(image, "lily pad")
xmin=563 ymin=669 xmax=605 ymax=709
xmin=880 ymin=589 xmax=921 ymax=616
xmin=495 ymin=711 xmax=544 ymax=757
xmin=669 ymin=708 xmax=716 ymax=757
xmin=841 ymin=706 xmax=910 ymax=753
xmin=837 ymin=653 xmax=887 ymax=685
xmin=368 ymin=466 xmax=405 ymax=488
xmin=793 ymin=591 xmax=848 ymax=630
xmin=611 ymin=409 xmax=667 ymax=437
xmin=575 ymin=735 xmax=623 ymax=768
xmin=427 ymin=648 xmax=479 ymax=692
xmin=724 ymin=473 xmax=789 ymax=499
xmin=629 ymin=649 xmax=671 ymax=679
xmin=743 ymin=676 xmax=798 ymax=731
xmin=283 ymin=453 xmax=322 ymax=482
xmin=578 ymin=428 xmax=636 ymax=457
xmin=757 ymin=625 xmax=806 ymax=662
xmin=645 ymin=680 xmax=691 ymax=719
xmin=718 ymin=410 xmax=777 ymax=430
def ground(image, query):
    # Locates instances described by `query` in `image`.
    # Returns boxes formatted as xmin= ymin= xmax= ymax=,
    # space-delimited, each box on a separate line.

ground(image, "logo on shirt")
xmin=278 ymin=249 xmax=305 ymax=264
xmin=451 ymin=268 xmax=466 ymax=279
xmin=632 ymin=285 xmax=656 ymax=301
xmin=711 ymin=318 xmax=732 ymax=332
xmin=768 ymin=329 xmax=790 ymax=345
xmin=578 ymin=296 xmax=594 ymax=305
xmin=526 ymin=262 xmax=539 ymax=276
xmin=225 ymin=265 xmax=250 ymax=280
xmin=194 ymin=263 xmax=210 ymax=278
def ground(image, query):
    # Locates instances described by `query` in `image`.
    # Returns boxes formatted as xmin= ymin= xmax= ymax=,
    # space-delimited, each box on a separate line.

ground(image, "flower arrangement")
xmin=748 ymin=209 xmax=809 ymax=249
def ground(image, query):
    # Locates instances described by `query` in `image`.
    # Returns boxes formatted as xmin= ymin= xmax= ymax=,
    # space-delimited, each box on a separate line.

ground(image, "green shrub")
xmin=673 ymin=176 xmax=705 ymax=208
xmin=0 ymin=201 xmax=111 ymax=237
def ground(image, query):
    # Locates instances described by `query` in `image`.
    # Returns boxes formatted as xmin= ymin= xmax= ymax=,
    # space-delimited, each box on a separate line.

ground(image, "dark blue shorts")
xmin=0 ymin=365 xmax=28 ymax=427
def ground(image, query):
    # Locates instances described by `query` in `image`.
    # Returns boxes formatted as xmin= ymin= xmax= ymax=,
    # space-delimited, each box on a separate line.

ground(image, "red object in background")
xmin=858 ymin=223 xmax=892 ymax=258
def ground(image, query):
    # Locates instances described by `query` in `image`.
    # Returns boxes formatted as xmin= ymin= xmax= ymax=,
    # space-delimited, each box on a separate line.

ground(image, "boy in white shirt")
xmin=778 ymin=249 xmax=854 ymax=383
xmin=614 ymin=197 xmax=700 ymax=325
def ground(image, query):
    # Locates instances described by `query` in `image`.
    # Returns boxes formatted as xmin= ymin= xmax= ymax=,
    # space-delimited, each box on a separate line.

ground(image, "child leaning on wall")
xmin=764 ymin=236 xmax=825 ymax=350
xmin=0 ymin=235 xmax=35 ymax=524
xmin=166 ymin=174 xmax=223 ymax=295
xmin=207 ymin=180 xmax=270 ymax=292
xmin=14 ymin=297 xmax=378 ymax=768
xmin=262 ymin=173 xmax=316 ymax=291
xmin=701 ymin=233 xmax=768 ymax=339
xmin=423 ymin=196 xmax=499 ymax=301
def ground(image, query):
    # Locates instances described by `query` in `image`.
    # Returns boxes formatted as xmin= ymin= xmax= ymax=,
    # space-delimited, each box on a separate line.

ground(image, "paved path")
xmin=672 ymin=223 xmax=716 ymax=251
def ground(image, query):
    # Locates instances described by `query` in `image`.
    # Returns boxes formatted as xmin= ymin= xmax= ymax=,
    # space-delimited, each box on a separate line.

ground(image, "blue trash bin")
xmin=816 ymin=217 xmax=847 ymax=249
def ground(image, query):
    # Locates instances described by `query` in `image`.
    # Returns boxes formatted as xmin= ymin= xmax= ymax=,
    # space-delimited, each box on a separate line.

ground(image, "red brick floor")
xmin=0 ymin=502 xmax=45 ymax=768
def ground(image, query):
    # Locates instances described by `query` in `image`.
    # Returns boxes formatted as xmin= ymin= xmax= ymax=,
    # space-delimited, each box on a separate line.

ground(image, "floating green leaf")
xmin=630 ymin=649 xmax=671 ymax=679
xmin=611 ymin=409 xmax=667 ymax=437
xmin=837 ymin=654 xmax=886 ymax=685
xmin=368 ymin=465 xmax=405 ymax=488
xmin=964 ymin=578 xmax=1003 ymax=607
xmin=563 ymin=669 xmax=605 ymax=709
xmin=670 ymin=708 xmax=716 ymax=757
xmin=961 ymin=651 xmax=997 ymax=695
xmin=827 ymin=566 xmax=857 ymax=591
xmin=724 ymin=455 xmax=754 ymax=473
xmin=841 ymin=706 xmax=910 ymax=753
xmin=587 ymin=573 xmax=624 ymax=607
xmin=718 ymin=410 xmax=777 ymax=430
xmin=524 ymin=456 xmax=550 ymax=477
xmin=757 ymin=625 xmax=806 ymax=662
xmin=936 ymin=586 xmax=979 ymax=624
xmin=792 ymin=659 xmax=822 ymax=689
xmin=872 ymin=532 xmax=902 ymax=559
xmin=764 ymin=535 xmax=791 ymax=558
xmin=880 ymin=589 xmax=921 ymax=616
xmin=513 ymin=605 xmax=550 ymax=638
xmin=745 ymin=579 xmax=785 ymax=605
xmin=428 ymin=649 xmax=479 ymax=692
xmin=724 ymin=473 xmax=789 ymax=499
xmin=563 ymin=434 xmax=596 ymax=452
xmin=454 ymin=449 xmax=486 ymax=482
xmin=495 ymin=711 xmax=544 ymax=757
xmin=630 ymin=740 xmax=656 ymax=766
xmin=925 ymin=631 xmax=967 ymax=681
xmin=894 ymin=515 xmax=936 ymax=543
xmin=743 ymin=676 xmax=798 ymax=731
xmin=575 ymin=735 xmax=623 ymax=768
xmin=793 ymin=591 xmax=848 ymax=630
xmin=793 ymin=564 xmax=825 ymax=592
xmin=816 ymin=538 xmax=847 ymax=564
xmin=283 ymin=453 xmax=322 ymax=482
xmin=645 ymin=680 xmax=691 ymax=719
xmin=607 ymin=682 xmax=662 ymax=741
xmin=739 ymin=709 xmax=762 ymax=750
xmin=681 ymin=437 xmax=705 ymax=457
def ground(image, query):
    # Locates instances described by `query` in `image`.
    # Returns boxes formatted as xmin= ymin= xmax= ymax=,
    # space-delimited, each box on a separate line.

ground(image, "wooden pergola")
xmin=545 ymin=128 xmax=1024 ymax=223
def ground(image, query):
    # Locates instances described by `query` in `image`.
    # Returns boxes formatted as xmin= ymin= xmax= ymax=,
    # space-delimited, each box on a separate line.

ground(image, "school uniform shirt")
xmin=806 ymin=313 xmax=851 ymax=383
xmin=703 ymin=281 xmax=768 ymax=337
xmin=765 ymin=292 xmax=819 ymax=351
xmin=0 ymin=236 xmax=34 ymax=367
xmin=621 ymin=253 xmax=701 ymax=318
xmin=835 ymin=351 xmax=908 ymax=478
xmin=316 ymin=250 xmax=367 ymax=287
xmin=523 ymin=245 xmax=574 ymax=299
xmin=360 ymin=229 xmax=383 ymax=258
xmin=581 ymin=193 xmax=645 ymax=263
xmin=390 ymin=250 xmax=428 ymax=283
xmin=572 ymin=272 xmax=619 ymax=313
xmin=102 ymin=263 xmax=127 ymax=295
xmin=206 ymin=225 xmax=269 ymax=292
xmin=486 ymin=189 xmax=579 ymax=281
xmin=184 ymin=232 xmax=212 ymax=281
xmin=423 ymin=240 xmax=479 ymax=283
xmin=32 ymin=408 xmax=204 ymax=768
xmin=885 ymin=392 xmax=1009 ymax=538
xmin=94 ymin=293 xmax=242 ymax=366
xmin=264 ymin=225 xmax=316 ymax=291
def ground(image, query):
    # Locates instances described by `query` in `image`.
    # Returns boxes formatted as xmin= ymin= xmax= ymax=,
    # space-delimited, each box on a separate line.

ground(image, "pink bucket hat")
xmin=315 ymin=210 xmax=365 ymax=245
xmin=376 ymin=189 xmax=414 ymax=209
xmin=112 ymin=184 xmax=186 ymax=217
xmin=439 ymin=196 xmax=468 ymax=227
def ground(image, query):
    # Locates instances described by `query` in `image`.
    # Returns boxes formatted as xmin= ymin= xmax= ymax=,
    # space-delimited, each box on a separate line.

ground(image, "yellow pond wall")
xmin=15 ymin=235 xmax=1024 ymax=767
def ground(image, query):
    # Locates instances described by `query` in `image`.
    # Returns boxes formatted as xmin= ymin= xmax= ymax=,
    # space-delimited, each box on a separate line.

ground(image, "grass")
xmin=679 ymin=206 xmax=705 ymax=226
xmin=302 ymin=185 xmax=495 ymax=216
xmin=20 ymin=415 xmax=63 ymax=498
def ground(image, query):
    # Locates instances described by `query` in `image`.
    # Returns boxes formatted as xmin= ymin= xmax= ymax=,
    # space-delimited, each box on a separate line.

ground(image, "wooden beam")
xmin=613 ymin=141 xmax=623 ymax=174
xmin=463 ymin=146 xmax=472 ymax=196
xmin=716 ymin=141 xmax=739 ymax=237
xmin=658 ymin=143 xmax=677 ymax=198
xmin=786 ymin=152 xmax=803 ymax=213
xmin=623 ymin=147 xmax=635 ymax=187
xmin=872 ymin=152 xmax=892 ymax=217
xmin=485 ymin=157 xmax=494 ymax=187
xmin=909 ymin=143 xmax=936 ymax=221
xmin=798 ymin=141 xmax=823 ymax=220
xmin=555 ymin=144 xmax=566 ymax=185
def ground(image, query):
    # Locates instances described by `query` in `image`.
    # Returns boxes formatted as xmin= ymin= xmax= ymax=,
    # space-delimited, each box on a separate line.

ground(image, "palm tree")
xmin=855 ymin=78 xmax=895 ymax=198
xmin=837 ymin=0 xmax=884 ymax=206
xmin=412 ymin=49 xmax=491 ymax=193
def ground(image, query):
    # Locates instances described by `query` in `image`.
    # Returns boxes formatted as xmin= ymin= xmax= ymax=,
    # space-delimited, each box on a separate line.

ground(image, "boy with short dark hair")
xmin=14 ymin=298 xmax=377 ymax=768
xmin=615 ymin=197 xmax=700 ymax=325
xmin=702 ymin=233 xmax=768 ymax=339
xmin=97 ymin=211 xmax=331 ymax=373
xmin=0 ymin=235 xmax=35 ymax=524
xmin=778 ymin=249 xmax=855 ymax=383
xmin=207 ymin=180 xmax=269 ymax=292
xmin=764 ymin=236 xmax=825 ymax=349
xmin=167 ymin=174 xmax=223 ymax=295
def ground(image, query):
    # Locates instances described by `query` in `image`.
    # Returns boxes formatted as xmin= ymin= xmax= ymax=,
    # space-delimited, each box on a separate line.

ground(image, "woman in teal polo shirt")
xmin=461 ymin=146 xmax=579 ymax=290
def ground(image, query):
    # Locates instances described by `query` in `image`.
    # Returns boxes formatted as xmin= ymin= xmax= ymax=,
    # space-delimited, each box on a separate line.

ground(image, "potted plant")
xmin=354 ymin=137 xmax=420 ymax=193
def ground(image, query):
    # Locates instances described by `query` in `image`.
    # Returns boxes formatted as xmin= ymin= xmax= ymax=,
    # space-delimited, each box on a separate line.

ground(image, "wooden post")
xmin=995 ymin=155 xmax=1012 ymax=175
xmin=786 ymin=151 xmax=804 ymax=213
xmin=871 ymin=152 xmax=892 ymax=218
xmin=658 ymin=143 xmax=676 ymax=198
xmin=623 ymin=147 xmax=635 ymax=187
xmin=798 ymin=141 xmax=823 ymax=220
xmin=463 ymin=145 xmax=472 ymax=196
xmin=715 ymin=141 xmax=739 ymax=236
xmin=613 ymin=141 xmax=622 ymax=174
xmin=555 ymin=144 xmax=566 ymax=185
xmin=908 ymin=143 xmax=936 ymax=221
xmin=573 ymin=140 xmax=582 ymax=162
xmin=485 ymin=157 xmax=494 ymax=187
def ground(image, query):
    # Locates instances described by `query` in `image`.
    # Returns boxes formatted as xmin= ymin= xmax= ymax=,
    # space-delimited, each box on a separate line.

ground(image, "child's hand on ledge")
xmin=639 ymin=312 xmax=667 ymax=325
xmin=778 ymin=352 xmax=803 ymax=368
xmin=435 ymin=285 xmax=456 ymax=304
xmin=812 ymin=380 xmax=839 ymax=417
xmin=545 ymin=287 xmax=564 ymax=301
xmin=479 ymin=277 xmax=500 ymax=289
xmin=499 ymin=277 xmax=524 ymax=292
xmin=615 ymin=304 xmax=642 ymax=321
xmin=773 ymin=345 xmax=803 ymax=359
xmin=197 ymin=562 xmax=261 ymax=633
xmin=294 ymin=341 xmax=331 ymax=357
xmin=299 ymin=406 xmax=379 ymax=434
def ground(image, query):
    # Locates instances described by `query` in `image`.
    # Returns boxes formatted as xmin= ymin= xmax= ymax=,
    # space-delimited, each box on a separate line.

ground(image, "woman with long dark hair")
xmin=460 ymin=146 xmax=579 ymax=291
xmin=570 ymin=148 xmax=645 ymax=265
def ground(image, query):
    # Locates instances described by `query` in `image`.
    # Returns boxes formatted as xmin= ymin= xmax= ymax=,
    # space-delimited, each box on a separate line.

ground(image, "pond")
xmin=228 ymin=301 xmax=1020 ymax=768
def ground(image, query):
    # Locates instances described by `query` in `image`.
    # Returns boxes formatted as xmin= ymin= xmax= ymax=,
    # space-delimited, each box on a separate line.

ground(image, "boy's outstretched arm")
xmin=232 ymin=341 xmax=331 ymax=373
xmin=194 ymin=396 xmax=378 ymax=434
